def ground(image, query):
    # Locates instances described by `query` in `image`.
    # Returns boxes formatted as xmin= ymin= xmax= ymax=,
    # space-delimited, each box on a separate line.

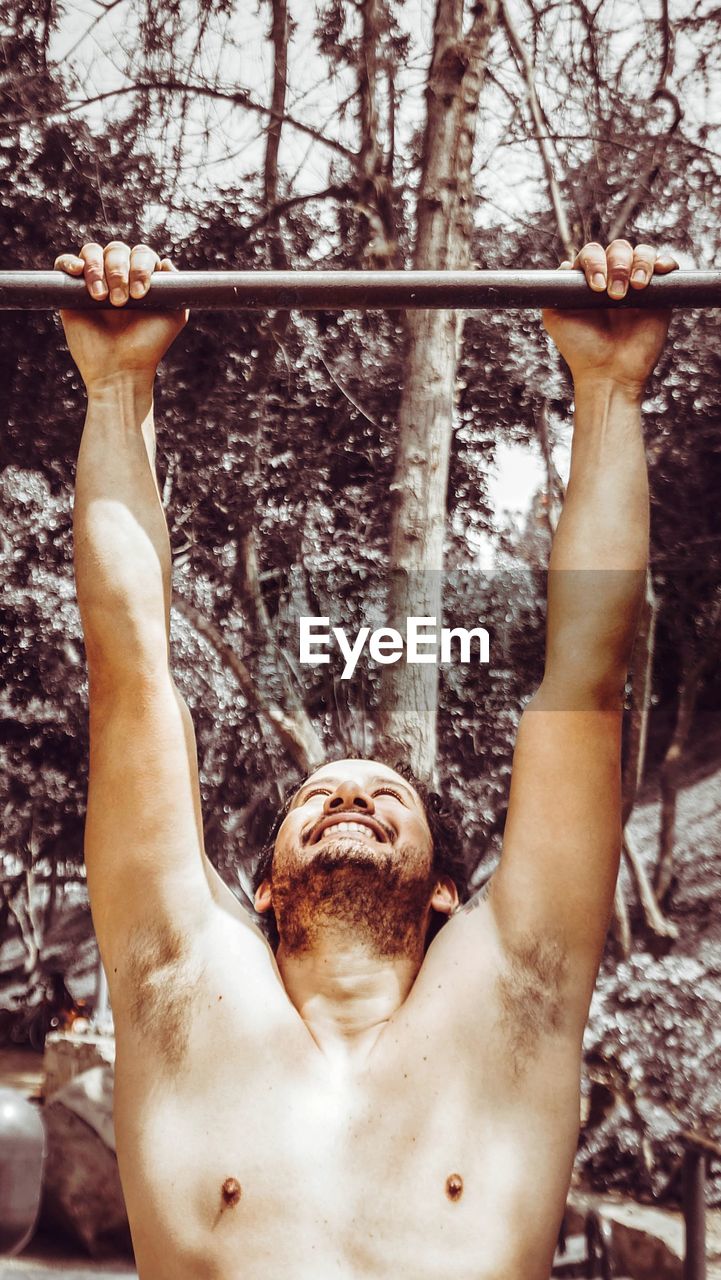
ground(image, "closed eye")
xmin=302 ymin=787 xmax=332 ymax=801
xmin=373 ymin=787 xmax=405 ymax=803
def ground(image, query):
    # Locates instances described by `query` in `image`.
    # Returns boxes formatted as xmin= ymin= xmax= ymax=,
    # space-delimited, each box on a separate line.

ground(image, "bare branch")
xmin=173 ymin=599 xmax=324 ymax=773
xmin=317 ymin=350 xmax=383 ymax=430
xmin=498 ymin=0 xmax=575 ymax=258
xmin=240 ymin=183 xmax=354 ymax=241
xmin=1 ymin=79 xmax=357 ymax=161
xmin=607 ymin=89 xmax=682 ymax=242
xmin=623 ymin=830 xmax=678 ymax=940
xmin=50 ymin=0 xmax=129 ymax=69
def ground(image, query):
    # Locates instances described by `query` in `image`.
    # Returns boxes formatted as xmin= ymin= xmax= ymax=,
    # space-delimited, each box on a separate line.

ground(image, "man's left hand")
xmin=543 ymin=239 xmax=679 ymax=395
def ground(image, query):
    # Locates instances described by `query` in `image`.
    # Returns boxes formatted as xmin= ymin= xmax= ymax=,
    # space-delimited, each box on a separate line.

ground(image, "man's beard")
xmin=270 ymin=836 xmax=436 ymax=959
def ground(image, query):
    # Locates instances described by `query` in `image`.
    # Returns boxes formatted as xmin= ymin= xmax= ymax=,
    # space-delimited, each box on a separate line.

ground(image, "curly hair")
xmin=251 ymin=754 xmax=469 ymax=951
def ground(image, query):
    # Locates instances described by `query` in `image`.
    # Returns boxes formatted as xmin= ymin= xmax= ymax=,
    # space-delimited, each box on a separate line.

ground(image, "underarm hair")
xmin=498 ymin=934 xmax=568 ymax=1081
xmin=124 ymin=922 xmax=205 ymax=1073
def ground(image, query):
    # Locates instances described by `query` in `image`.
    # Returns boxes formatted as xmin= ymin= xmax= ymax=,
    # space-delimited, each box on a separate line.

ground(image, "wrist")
xmin=86 ymin=368 xmax=155 ymax=394
xmin=571 ymin=373 xmax=645 ymax=408
xmin=85 ymin=370 xmax=155 ymax=413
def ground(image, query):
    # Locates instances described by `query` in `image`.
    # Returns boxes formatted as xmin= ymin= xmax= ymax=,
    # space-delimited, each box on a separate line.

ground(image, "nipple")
xmin=445 ymin=1173 xmax=463 ymax=1202
xmin=221 ymin=1177 xmax=241 ymax=1208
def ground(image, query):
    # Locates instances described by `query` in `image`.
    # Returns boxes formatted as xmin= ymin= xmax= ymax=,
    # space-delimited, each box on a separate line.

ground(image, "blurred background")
xmin=1 ymin=0 xmax=721 ymax=1263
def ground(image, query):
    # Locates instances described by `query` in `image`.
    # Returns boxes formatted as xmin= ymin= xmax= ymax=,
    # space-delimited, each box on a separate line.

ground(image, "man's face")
xmin=255 ymin=759 xmax=455 ymax=958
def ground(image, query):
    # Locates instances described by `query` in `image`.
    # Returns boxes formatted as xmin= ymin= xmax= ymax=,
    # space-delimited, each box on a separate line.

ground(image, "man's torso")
xmin=111 ymin=908 xmax=583 ymax=1280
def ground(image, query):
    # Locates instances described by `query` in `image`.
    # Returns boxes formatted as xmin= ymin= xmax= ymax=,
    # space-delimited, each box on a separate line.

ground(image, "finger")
xmin=654 ymin=252 xmax=680 ymax=275
xmin=79 ymin=242 xmax=107 ymax=300
xmin=103 ymin=241 xmax=131 ymax=306
xmin=157 ymin=258 xmax=188 ymax=321
xmin=575 ymin=242 xmax=608 ymax=292
xmin=129 ymin=244 xmax=160 ymax=298
xmin=605 ymin=238 xmax=634 ymax=299
xmin=53 ymin=253 xmax=85 ymax=276
xmin=629 ymin=243 xmax=658 ymax=289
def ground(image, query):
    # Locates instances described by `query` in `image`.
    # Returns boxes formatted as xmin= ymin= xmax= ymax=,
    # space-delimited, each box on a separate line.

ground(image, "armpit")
xmin=124 ymin=922 xmax=206 ymax=1072
xmin=497 ymin=935 xmax=568 ymax=1080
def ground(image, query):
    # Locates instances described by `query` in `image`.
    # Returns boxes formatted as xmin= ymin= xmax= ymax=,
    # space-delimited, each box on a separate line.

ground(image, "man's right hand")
xmin=54 ymin=241 xmax=188 ymax=392
xmin=542 ymin=240 xmax=678 ymax=396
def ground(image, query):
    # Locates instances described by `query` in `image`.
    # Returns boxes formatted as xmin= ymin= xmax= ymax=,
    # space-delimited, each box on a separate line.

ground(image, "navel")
xmin=445 ymin=1173 xmax=463 ymax=1202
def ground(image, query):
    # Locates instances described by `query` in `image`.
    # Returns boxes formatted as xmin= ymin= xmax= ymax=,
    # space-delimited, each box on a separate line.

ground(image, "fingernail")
xmin=609 ymin=279 xmax=625 ymax=299
xmin=110 ymin=288 xmax=125 ymax=305
xmin=592 ymin=273 xmax=606 ymax=290
xmin=91 ymin=282 xmax=106 ymax=299
xmin=632 ymin=269 xmax=647 ymax=284
xmin=130 ymin=281 xmax=146 ymax=298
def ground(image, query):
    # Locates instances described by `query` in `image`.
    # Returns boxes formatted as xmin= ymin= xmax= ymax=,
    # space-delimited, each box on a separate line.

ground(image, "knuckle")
xmin=79 ymin=243 xmax=103 ymax=265
xmin=577 ymin=245 xmax=606 ymax=271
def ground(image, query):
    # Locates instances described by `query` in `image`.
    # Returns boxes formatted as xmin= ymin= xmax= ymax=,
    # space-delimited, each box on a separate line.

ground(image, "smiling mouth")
xmin=307 ymin=815 xmax=392 ymax=845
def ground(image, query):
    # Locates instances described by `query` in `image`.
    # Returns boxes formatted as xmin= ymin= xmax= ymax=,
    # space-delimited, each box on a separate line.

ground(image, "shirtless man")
xmin=55 ymin=237 xmax=677 ymax=1279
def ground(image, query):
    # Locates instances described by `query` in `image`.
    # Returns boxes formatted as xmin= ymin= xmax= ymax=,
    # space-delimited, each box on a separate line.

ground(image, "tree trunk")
xmin=622 ymin=573 xmax=658 ymax=824
xmin=222 ymin=0 xmax=321 ymax=776
xmin=612 ymin=877 xmax=631 ymax=958
xmin=357 ymin=0 xmax=399 ymax=264
xmin=654 ymin=650 xmax=706 ymax=902
xmin=264 ymin=0 xmax=290 ymax=270
xmin=6 ymin=867 xmax=44 ymax=984
xmin=376 ymin=0 xmax=499 ymax=780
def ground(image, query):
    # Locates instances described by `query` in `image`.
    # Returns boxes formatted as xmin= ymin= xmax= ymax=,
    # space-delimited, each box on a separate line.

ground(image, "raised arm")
xmin=480 ymin=240 xmax=677 ymax=1023
xmin=58 ymin=242 xmax=258 ymax=994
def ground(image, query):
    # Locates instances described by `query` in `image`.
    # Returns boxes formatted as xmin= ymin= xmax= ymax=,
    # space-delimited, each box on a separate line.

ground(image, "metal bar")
xmin=683 ymin=1148 xmax=707 ymax=1280
xmin=0 ymin=269 xmax=720 ymax=310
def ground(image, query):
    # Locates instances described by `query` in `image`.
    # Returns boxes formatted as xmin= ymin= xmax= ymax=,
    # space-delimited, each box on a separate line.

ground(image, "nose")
xmin=323 ymin=781 xmax=375 ymax=816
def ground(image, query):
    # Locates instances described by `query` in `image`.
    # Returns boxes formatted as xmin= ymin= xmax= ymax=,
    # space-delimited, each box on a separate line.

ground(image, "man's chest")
xmin=115 ymin=1027 xmax=580 ymax=1280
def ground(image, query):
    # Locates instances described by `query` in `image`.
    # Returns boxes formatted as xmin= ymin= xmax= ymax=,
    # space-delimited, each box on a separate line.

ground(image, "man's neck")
xmin=276 ymin=935 xmax=423 ymax=1062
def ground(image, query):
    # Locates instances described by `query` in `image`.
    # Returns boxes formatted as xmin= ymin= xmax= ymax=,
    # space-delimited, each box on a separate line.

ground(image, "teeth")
xmin=328 ymin=822 xmax=375 ymax=837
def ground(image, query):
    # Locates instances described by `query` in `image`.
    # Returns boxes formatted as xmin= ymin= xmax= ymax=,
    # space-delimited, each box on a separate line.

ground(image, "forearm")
xmin=73 ymin=372 xmax=172 ymax=680
xmin=542 ymin=377 xmax=648 ymax=702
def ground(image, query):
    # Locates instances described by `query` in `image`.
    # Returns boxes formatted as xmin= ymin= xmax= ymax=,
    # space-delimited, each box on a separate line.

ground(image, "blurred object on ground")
xmin=40 ymin=1065 xmax=130 ymax=1260
xmin=43 ymin=1031 xmax=115 ymax=1100
xmin=4 ymin=1225 xmax=137 ymax=1277
xmin=0 ymin=1047 xmax=44 ymax=1100
xmin=568 ymin=1192 xmax=721 ymax=1279
xmin=0 ymin=1087 xmax=45 ymax=1258
xmin=0 ymin=972 xmax=90 ymax=1053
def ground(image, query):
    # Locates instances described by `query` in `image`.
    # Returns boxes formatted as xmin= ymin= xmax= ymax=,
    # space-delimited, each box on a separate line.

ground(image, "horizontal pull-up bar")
xmin=0 ymin=269 xmax=718 ymax=311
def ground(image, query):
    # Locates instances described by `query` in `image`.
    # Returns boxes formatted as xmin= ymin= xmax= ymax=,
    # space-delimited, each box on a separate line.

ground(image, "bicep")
xmin=84 ymin=673 xmax=215 ymax=973
xmin=490 ymin=686 xmax=623 ymax=999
